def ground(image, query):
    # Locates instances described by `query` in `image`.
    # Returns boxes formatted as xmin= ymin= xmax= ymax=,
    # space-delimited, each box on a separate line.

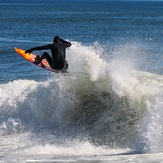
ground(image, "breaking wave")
xmin=0 ymin=42 xmax=163 ymax=155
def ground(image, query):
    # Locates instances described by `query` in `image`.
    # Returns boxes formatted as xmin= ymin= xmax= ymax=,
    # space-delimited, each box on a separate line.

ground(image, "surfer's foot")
xmin=62 ymin=63 xmax=68 ymax=73
xmin=34 ymin=55 xmax=42 ymax=64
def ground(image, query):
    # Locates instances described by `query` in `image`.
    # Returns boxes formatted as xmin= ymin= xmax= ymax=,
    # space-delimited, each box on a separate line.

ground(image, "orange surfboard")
xmin=14 ymin=47 xmax=67 ymax=73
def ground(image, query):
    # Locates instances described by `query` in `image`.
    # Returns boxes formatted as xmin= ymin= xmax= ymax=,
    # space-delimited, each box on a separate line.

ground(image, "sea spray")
xmin=0 ymin=42 xmax=162 ymax=154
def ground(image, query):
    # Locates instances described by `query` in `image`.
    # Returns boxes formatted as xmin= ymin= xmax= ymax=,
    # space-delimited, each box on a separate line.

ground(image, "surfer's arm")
xmin=60 ymin=39 xmax=71 ymax=47
xmin=25 ymin=44 xmax=51 ymax=54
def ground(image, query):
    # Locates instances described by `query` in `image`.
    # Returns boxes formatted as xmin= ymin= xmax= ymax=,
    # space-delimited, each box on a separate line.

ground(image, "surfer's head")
xmin=53 ymin=36 xmax=60 ymax=43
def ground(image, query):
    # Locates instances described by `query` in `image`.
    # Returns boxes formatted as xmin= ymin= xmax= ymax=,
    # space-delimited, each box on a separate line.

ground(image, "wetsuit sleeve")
xmin=31 ymin=44 xmax=52 ymax=51
xmin=60 ymin=39 xmax=71 ymax=47
xmin=25 ymin=44 xmax=52 ymax=53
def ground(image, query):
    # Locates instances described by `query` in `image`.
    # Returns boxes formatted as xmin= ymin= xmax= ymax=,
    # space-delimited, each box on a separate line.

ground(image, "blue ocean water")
xmin=1 ymin=0 xmax=163 ymax=82
xmin=0 ymin=0 xmax=163 ymax=162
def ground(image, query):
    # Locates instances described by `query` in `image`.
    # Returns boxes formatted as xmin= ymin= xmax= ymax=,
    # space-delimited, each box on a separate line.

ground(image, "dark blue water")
xmin=0 ymin=0 xmax=163 ymax=83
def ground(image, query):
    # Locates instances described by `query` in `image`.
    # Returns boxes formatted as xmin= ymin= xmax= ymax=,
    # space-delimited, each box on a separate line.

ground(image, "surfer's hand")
xmin=25 ymin=48 xmax=33 ymax=54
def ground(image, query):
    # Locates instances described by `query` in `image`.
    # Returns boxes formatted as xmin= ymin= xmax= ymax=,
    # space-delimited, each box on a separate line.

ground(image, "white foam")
xmin=0 ymin=41 xmax=163 ymax=154
xmin=22 ymin=137 xmax=129 ymax=156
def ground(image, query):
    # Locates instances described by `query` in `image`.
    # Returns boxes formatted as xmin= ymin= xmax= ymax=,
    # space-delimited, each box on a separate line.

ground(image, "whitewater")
xmin=0 ymin=42 xmax=163 ymax=162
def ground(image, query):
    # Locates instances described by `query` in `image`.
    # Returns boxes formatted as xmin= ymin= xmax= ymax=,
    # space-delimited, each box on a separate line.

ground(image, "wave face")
xmin=0 ymin=42 xmax=163 ymax=155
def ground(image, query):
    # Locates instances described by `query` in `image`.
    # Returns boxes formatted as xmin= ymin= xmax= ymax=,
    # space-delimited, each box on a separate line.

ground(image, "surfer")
xmin=25 ymin=36 xmax=71 ymax=70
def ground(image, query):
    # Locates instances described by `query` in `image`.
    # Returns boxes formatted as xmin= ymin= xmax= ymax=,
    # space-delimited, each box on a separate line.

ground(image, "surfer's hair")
xmin=53 ymin=36 xmax=60 ymax=43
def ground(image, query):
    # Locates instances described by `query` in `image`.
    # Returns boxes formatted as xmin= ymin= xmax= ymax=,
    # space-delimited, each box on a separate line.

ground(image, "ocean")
xmin=0 ymin=0 xmax=163 ymax=162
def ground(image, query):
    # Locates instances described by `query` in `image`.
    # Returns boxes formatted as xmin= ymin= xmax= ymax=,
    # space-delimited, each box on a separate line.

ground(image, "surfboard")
xmin=14 ymin=47 xmax=68 ymax=73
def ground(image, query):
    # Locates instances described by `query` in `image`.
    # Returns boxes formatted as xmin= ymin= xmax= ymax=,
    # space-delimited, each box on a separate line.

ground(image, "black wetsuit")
xmin=27 ymin=40 xmax=71 ymax=70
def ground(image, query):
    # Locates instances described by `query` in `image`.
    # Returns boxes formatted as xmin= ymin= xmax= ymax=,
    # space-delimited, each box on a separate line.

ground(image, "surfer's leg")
xmin=41 ymin=52 xmax=53 ymax=67
xmin=34 ymin=55 xmax=42 ymax=64
xmin=65 ymin=60 xmax=68 ymax=69
xmin=62 ymin=60 xmax=68 ymax=73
